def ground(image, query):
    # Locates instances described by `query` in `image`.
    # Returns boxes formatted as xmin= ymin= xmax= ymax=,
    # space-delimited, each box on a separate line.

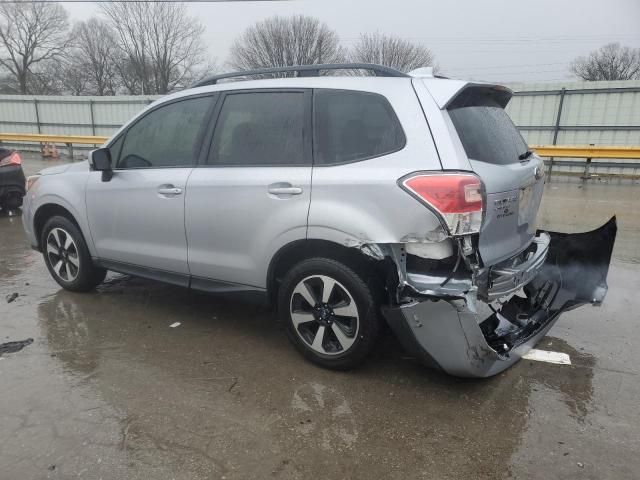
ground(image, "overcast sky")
xmin=64 ymin=0 xmax=640 ymax=83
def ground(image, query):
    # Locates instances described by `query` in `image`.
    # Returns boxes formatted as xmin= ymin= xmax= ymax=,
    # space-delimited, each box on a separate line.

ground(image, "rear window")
xmin=448 ymin=96 xmax=527 ymax=166
xmin=314 ymin=89 xmax=405 ymax=165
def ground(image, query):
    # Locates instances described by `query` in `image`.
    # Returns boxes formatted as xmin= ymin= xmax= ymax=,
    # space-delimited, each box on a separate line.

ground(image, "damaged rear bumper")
xmin=381 ymin=217 xmax=617 ymax=378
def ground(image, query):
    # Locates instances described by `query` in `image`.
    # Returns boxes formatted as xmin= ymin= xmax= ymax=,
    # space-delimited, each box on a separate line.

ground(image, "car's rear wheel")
xmin=41 ymin=215 xmax=106 ymax=292
xmin=278 ymin=257 xmax=382 ymax=370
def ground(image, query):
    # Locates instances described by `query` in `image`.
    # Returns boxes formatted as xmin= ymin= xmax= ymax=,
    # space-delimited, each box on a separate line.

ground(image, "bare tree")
xmin=73 ymin=18 xmax=119 ymax=95
xmin=0 ymin=2 xmax=70 ymax=94
xmin=571 ymin=43 xmax=640 ymax=81
xmin=228 ymin=15 xmax=345 ymax=76
xmin=28 ymin=60 xmax=66 ymax=95
xmin=350 ymin=33 xmax=436 ymax=74
xmin=58 ymin=54 xmax=92 ymax=95
xmin=114 ymin=57 xmax=145 ymax=95
xmin=0 ymin=73 xmax=13 ymax=94
xmin=100 ymin=2 xmax=206 ymax=94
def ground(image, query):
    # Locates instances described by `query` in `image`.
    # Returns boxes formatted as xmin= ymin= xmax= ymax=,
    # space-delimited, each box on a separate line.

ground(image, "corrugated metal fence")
xmin=1 ymin=79 xmax=639 ymax=147
xmin=0 ymin=94 xmax=159 ymax=138
xmin=506 ymin=79 xmax=640 ymax=146
xmin=505 ymin=80 xmax=640 ymax=179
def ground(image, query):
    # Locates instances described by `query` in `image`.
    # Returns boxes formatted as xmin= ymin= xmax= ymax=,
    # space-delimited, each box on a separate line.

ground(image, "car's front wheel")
xmin=41 ymin=215 xmax=106 ymax=292
xmin=278 ymin=257 xmax=382 ymax=370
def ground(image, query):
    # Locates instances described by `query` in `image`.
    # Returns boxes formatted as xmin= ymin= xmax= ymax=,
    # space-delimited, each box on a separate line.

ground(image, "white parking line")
xmin=522 ymin=349 xmax=571 ymax=365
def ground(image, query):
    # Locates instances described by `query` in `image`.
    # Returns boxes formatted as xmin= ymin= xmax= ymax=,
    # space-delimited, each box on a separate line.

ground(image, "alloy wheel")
xmin=289 ymin=275 xmax=359 ymax=355
xmin=46 ymin=227 xmax=80 ymax=282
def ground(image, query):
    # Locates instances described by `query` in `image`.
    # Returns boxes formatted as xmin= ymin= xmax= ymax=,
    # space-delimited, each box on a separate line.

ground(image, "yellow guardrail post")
xmin=581 ymin=144 xmax=595 ymax=181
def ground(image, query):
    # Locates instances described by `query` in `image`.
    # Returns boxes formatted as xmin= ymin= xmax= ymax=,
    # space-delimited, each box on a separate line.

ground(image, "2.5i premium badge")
xmin=494 ymin=195 xmax=517 ymax=219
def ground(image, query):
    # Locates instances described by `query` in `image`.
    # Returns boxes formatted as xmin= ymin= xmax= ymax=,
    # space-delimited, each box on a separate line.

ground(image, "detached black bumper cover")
xmin=383 ymin=217 xmax=617 ymax=378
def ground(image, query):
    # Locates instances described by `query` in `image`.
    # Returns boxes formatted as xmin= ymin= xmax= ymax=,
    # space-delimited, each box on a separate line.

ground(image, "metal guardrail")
xmin=2 ymin=135 xmax=637 ymax=158
xmin=0 ymin=133 xmax=108 ymax=145
xmin=531 ymin=145 xmax=640 ymax=179
xmin=531 ymin=145 xmax=640 ymax=159
xmin=0 ymin=133 xmax=108 ymax=157
xmin=1 ymin=133 xmax=639 ymax=179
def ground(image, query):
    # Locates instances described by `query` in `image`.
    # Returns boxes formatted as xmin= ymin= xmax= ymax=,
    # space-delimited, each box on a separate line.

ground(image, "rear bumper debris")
xmin=383 ymin=298 xmax=564 ymax=377
xmin=477 ymin=232 xmax=550 ymax=302
xmin=380 ymin=217 xmax=617 ymax=378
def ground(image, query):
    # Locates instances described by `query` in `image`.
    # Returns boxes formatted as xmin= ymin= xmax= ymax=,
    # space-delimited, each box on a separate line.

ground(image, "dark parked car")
xmin=0 ymin=148 xmax=25 ymax=211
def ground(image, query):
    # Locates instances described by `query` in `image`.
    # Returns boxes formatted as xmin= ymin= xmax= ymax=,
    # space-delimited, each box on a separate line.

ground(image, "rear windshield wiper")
xmin=518 ymin=150 xmax=533 ymax=161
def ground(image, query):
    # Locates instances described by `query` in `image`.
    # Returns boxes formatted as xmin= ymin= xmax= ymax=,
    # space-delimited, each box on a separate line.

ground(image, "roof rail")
xmin=192 ymin=63 xmax=409 ymax=87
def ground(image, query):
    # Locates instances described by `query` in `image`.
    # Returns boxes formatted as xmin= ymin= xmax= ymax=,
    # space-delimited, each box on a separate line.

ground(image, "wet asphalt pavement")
xmin=1 ymin=155 xmax=639 ymax=479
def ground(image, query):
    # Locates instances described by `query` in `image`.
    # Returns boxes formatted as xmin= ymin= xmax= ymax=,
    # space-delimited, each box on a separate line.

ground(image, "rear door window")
xmin=313 ymin=89 xmax=405 ymax=165
xmin=207 ymin=91 xmax=307 ymax=166
xmin=448 ymin=96 xmax=527 ymax=166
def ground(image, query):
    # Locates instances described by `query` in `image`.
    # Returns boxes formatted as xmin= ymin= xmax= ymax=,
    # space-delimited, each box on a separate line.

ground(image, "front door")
xmin=86 ymin=95 xmax=216 ymax=282
xmin=185 ymin=90 xmax=312 ymax=289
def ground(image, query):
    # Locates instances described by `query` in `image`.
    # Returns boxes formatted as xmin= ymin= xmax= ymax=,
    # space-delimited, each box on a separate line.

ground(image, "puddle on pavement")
xmin=0 ymin=337 xmax=33 ymax=355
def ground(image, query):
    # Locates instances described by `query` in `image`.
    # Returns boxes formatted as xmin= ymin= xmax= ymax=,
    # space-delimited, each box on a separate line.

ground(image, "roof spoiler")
xmin=417 ymin=78 xmax=513 ymax=110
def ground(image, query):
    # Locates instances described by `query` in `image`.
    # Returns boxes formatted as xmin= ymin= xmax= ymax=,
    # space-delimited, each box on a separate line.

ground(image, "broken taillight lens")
xmin=400 ymin=173 xmax=484 ymax=235
xmin=0 ymin=151 xmax=22 ymax=168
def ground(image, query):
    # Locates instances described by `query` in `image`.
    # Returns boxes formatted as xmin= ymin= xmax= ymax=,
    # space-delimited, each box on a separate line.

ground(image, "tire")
xmin=278 ymin=257 xmax=382 ymax=370
xmin=1 ymin=192 xmax=23 ymax=210
xmin=41 ymin=215 xmax=106 ymax=292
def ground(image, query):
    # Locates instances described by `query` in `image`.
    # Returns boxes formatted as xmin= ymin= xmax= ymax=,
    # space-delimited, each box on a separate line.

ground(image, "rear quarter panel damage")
xmin=379 ymin=218 xmax=617 ymax=378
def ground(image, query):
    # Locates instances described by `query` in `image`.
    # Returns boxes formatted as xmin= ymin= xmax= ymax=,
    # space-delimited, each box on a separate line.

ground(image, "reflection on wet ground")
xmin=1 ymin=168 xmax=639 ymax=479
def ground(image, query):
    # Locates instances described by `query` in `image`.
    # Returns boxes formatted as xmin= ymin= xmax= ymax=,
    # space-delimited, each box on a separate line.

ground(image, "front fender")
xmin=28 ymin=173 xmax=95 ymax=256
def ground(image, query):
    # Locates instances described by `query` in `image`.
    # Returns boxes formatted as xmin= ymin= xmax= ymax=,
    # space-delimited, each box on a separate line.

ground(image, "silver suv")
xmin=22 ymin=64 xmax=616 ymax=377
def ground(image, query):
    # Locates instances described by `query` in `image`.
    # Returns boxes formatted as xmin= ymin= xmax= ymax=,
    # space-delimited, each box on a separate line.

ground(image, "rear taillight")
xmin=400 ymin=173 xmax=484 ymax=235
xmin=0 ymin=151 xmax=22 ymax=168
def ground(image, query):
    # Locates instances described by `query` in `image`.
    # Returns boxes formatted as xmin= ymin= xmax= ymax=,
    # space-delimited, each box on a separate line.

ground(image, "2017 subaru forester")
xmin=21 ymin=64 xmax=616 ymax=377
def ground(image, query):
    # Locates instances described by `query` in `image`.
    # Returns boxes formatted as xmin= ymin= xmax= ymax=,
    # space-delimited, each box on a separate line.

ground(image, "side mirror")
xmin=90 ymin=148 xmax=113 ymax=182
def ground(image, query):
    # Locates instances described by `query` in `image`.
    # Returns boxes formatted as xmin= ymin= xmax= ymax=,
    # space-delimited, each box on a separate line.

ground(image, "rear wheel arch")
xmin=34 ymin=204 xmax=82 ymax=250
xmin=267 ymin=239 xmax=388 ymax=309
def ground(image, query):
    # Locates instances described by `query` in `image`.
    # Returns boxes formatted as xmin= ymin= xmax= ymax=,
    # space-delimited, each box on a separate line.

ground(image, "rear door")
xmin=185 ymin=89 xmax=312 ymax=290
xmin=445 ymin=87 xmax=546 ymax=266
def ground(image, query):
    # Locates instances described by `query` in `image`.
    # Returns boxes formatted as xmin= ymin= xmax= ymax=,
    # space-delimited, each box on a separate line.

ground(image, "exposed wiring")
xmin=439 ymin=238 xmax=464 ymax=288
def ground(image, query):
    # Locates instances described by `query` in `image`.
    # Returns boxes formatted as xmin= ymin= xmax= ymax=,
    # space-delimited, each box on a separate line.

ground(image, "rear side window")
xmin=313 ymin=90 xmax=405 ymax=165
xmin=208 ymin=92 xmax=306 ymax=166
xmin=117 ymin=96 xmax=214 ymax=168
xmin=448 ymin=96 xmax=527 ymax=166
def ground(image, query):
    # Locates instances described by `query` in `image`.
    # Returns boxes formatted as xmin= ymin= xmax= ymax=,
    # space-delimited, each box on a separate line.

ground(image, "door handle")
xmin=268 ymin=185 xmax=303 ymax=196
xmin=158 ymin=186 xmax=183 ymax=195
